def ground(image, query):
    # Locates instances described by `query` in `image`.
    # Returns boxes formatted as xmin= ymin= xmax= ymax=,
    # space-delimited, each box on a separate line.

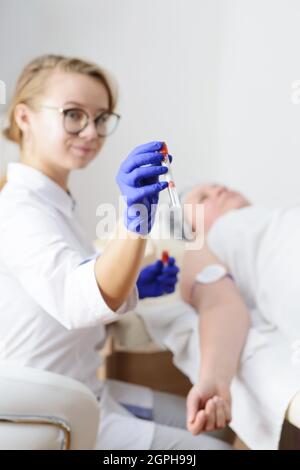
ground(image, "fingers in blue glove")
xmin=163 ymin=285 xmax=176 ymax=294
xmin=148 ymin=260 xmax=164 ymax=274
xmin=166 ymin=256 xmax=176 ymax=266
xmin=125 ymin=165 xmax=168 ymax=187
xmin=117 ymin=141 xmax=171 ymax=234
xmin=137 ymin=260 xmax=163 ymax=277
xmin=130 ymin=141 xmax=164 ymax=156
xmin=162 ymin=265 xmax=180 ymax=276
xmin=120 ymin=151 xmax=164 ymax=174
xmin=130 ymin=181 xmax=168 ymax=204
xmin=154 ymin=259 xmax=164 ymax=271
xmin=157 ymin=273 xmax=178 ymax=284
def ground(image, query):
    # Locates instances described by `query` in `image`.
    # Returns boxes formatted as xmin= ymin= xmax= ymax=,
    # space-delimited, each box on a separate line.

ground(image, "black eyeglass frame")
xmin=41 ymin=105 xmax=121 ymax=137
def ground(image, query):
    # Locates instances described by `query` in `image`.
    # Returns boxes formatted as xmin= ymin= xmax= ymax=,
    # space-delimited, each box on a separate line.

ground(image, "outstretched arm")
xmin=180 ymin=243 xmax=251 ymax=434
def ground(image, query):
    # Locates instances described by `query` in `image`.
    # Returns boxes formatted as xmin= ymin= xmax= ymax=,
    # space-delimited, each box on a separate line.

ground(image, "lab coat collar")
xmin=7 ymin=162 xmax=76 ymax=218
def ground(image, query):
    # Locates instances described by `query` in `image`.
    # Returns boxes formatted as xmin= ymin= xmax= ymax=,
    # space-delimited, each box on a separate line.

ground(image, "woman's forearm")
xmin=199 ymin=308 xmax=250 ymax=383
xmin=94 ymin=220 xmax=146 ymax=310
xmin=180 ymin=242 xmax=251 ymax=384
xmin=195 ymin=290 xmax=251 ymax=383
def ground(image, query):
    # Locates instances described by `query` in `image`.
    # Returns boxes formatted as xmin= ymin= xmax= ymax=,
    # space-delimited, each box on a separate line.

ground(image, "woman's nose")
xmin=79 ymin=120 xmax=99 ymax=140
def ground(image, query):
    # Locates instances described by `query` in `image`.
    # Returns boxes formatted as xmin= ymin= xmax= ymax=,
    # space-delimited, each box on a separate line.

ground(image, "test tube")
xmin=161 ymin=250 xmax=169 ymax=265
xmin=160 ymin=143 xmax=181 ymax=208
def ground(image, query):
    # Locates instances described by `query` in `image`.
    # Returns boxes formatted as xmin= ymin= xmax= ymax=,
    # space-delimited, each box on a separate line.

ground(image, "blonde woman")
xmin=0 ymin=55 xmax=231 ymax=450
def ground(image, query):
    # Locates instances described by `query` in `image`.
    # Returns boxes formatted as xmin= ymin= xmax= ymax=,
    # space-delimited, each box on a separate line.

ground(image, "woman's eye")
xmin=96 ymin=113 xmax=109 ymax=124
xmin=67 ymin=110 xmax=84 ymax=121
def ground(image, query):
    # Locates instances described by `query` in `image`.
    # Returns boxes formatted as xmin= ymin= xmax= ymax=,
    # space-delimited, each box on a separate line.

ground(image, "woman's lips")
xmin=72 ymin=145 xmax=95 ymax=153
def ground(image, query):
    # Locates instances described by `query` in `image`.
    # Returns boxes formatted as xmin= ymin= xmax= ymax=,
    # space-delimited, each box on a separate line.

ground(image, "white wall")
xmin=1 ymin=0 xmax=300 ymax=238
xmin=0 ymin=0 xmax=222 ymax=238
xmin=216 ymin=0 xmax=300 ymax=207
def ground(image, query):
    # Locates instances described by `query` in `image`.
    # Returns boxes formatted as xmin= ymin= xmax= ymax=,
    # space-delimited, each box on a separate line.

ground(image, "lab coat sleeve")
xmin=0 ymin=206 xmax=138 ymax=329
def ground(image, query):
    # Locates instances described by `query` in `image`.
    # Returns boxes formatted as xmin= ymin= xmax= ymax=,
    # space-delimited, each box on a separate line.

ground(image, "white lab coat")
xmin=0 ymin=162 xmax=154 ymax=449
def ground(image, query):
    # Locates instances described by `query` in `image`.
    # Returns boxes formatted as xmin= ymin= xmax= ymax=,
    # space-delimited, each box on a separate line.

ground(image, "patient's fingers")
xmin=204 ymin=398 xmax=216 ymax=431
xmin=187 ymin=408 xmax=207 ymax=435
xmin=214 ymin=397 xmax=226 ymax=429
xmin=186 ymin=389 xmax=201 ymax=424
xmin=190 ymin=409 xmax=207 ymax=435
xmin=224 ymin=400 xmax=232 ymax=423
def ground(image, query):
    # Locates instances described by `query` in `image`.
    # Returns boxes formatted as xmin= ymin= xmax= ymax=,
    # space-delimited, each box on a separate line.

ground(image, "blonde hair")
xmin=2 ymin=54 xmax=117 ymax=147
xmin=0 ymin=177 xmax=6 ymax=191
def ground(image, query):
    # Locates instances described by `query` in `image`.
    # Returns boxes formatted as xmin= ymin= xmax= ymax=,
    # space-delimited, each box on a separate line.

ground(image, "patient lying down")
xmin=180 ymin=184 xmax=300 ymax=437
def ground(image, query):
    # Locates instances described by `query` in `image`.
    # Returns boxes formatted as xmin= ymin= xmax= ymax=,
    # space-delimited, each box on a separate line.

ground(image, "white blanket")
xmin=137 ymin=205 xmax=300 ymax=449
xmin=137 ymin=297 xmax=300 ymax=449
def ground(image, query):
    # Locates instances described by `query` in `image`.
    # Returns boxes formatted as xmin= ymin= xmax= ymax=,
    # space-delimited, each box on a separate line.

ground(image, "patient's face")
xmin=183 ymin=184 xmax=251 ymax=233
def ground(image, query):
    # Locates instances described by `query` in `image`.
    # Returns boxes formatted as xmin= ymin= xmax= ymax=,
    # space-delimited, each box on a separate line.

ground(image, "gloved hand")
xmin=137 ymin=256 xmax=179 ymax=299
xmin=116 ymin=141 xmax=170 ymax=234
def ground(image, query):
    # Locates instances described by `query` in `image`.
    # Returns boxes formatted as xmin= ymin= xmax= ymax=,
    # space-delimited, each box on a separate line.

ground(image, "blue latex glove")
xmin=137 ymin=257 xmax=179 ymax=299
xmin=116 ymin=141 xmax=170 ymax=234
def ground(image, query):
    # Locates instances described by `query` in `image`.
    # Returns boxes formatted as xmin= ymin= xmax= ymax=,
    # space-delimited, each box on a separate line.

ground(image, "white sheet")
xmin=137 ymin=297 xmax=300 ymax=449
xmin=138 ymin=205 xmax=300 ymax=449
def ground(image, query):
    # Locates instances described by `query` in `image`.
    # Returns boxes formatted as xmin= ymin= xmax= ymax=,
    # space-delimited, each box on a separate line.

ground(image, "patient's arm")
xmin=180 ymin=244 xmax=251 ymax=435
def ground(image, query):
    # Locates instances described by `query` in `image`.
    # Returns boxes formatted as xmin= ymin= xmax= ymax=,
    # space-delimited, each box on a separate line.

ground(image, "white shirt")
xmin=206 ymin=205 xmax=300 ymax=449
xmin=207 ymin=204 xmax=300 ymax=340
xmin=0 ymin=162 xmax=138 ymax=396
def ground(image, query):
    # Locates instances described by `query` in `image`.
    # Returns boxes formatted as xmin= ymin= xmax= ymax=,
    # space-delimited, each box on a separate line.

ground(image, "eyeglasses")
xmin=40 ymin=105 xmax=121 ymax=137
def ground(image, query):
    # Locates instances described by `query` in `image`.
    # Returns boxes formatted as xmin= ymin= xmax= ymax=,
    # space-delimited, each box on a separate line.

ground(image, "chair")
xmin=0 ymin=365 xmax=99 ymax=449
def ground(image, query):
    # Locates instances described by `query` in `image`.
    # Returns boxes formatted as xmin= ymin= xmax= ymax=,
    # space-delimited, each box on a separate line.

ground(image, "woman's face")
xmin=184 ymin=183 xmax=251 ymax=233
xmin=21 ymin=70 xmax=110 ymax=172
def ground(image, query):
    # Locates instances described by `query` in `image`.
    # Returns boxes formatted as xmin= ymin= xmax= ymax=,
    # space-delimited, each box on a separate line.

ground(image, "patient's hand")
xmin=186 ymin=378 xmax=232 ymax=435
